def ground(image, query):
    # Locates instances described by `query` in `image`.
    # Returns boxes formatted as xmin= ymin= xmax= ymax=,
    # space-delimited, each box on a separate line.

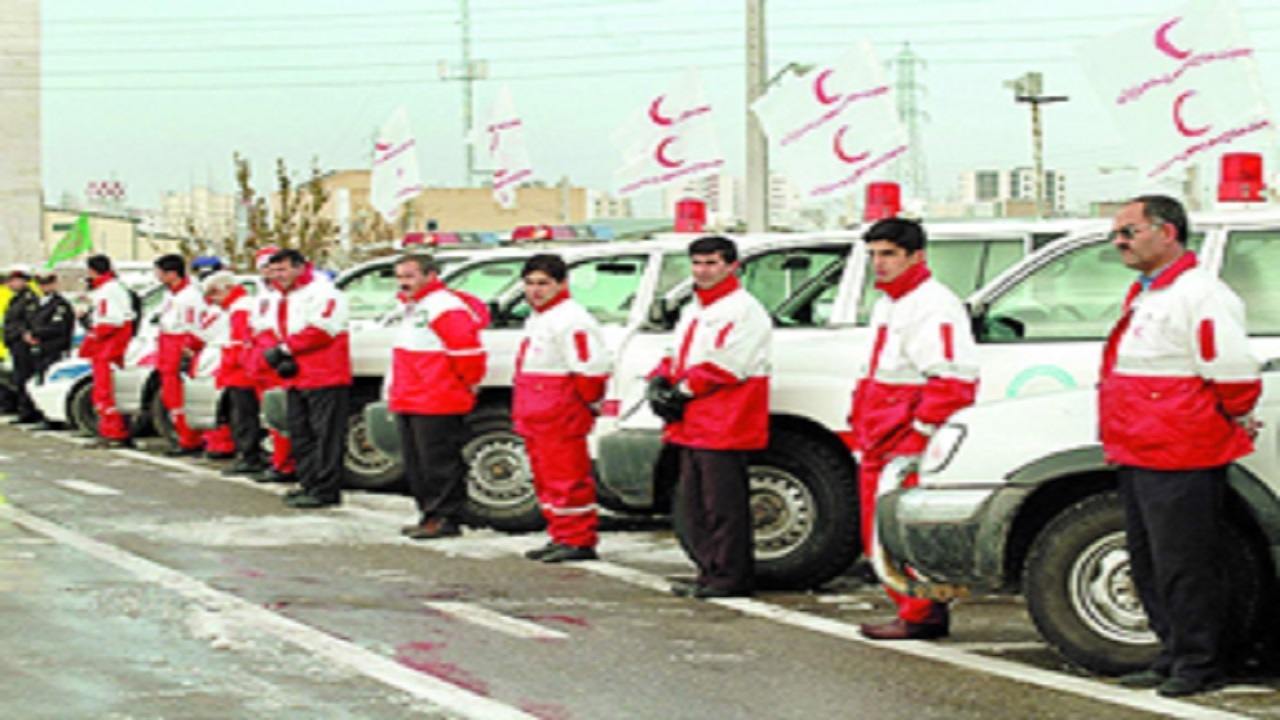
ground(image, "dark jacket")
xmin=28 ymin=293 xmax=75 ymax=360
xmin=3 ymin=287 xmax=40 ymax=347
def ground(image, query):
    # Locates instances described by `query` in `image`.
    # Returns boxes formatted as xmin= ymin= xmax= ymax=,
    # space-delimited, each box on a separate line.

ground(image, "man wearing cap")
xmin=4 ymin=265 xmax=43 ymax=424
xmin=248 ymin=245 xmax=297 ymax=483
xmin=154 ymin=254 xmax=207 ymax=456
xmin=202 ymin=272 xmax=266 ymax=474
xmin=23 ymin=271 xmax=76 ymax=426
xmin=80 ymin=254 xmax=136 ymax=447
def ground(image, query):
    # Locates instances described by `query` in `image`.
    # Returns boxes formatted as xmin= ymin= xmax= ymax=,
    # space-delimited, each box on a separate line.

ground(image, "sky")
xmin=29 ymin=0 xmax=1280 ymax=215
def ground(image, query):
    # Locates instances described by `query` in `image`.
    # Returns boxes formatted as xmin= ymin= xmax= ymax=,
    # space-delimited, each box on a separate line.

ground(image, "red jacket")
xmin=652 ymin=275 xmax=771 ymax=451
xmin=386 ymin=280 xmax=487 ymax=415
xmin=513 ymin=290 xmax=612 ymax=438
xmin=211 ymin=285 xmax=255 ymax=389
xmin=1099 ymin=252 xmax=1261 ymax=470
xmin=849 ymin=264 xmax=980 ymax=459
xmin=258 ymin=266 xmax=353 ymax=390
xmin=79 ymin=273 xmax=134 ymax=365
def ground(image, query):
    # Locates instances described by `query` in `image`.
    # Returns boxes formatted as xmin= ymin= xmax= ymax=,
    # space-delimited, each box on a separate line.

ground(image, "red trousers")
xmin=524 ymin=433 xmax=598 ymax=548
xmin=92 ymin=357 xmax=129 ymax=440
xmin=160 ymin=369 xmax=203 ymax=450
xmin=859 ymin=455 xmax=944 ymax=624
xmin=203 ymin=425 xmax=235 ymax=454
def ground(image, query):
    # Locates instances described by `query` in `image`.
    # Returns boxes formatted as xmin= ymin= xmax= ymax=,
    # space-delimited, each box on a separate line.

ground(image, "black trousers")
xmin=398 ymin=413 xmax=469 ymax=522
xmin=286 ymin=386 xmax=349 ymax=500
xmin=1118 ymin=465 xmax=1225 ymax=681
xmin=10 ymin=344 xmax=38 ymax=419
xmin=676 ymin=446 xmax=754 ymax=593
xmin=224 ymin=387 xmax=264 ymax=464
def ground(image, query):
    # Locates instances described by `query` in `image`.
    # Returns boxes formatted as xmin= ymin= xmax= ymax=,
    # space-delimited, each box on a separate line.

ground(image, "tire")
xmin=68 ymin=380 xmax=98 ymax=437
xmin=1024 ymin=491 xmax=1266 ymax=675
xmin=748 ymin=428 xmax=860 ymax=590
xmin=342 ymin=397 xmax=404 ymax=491
xmin=149 ymin=389 xmax=179 ymax=446
xmin=461 ymin=404 xmax=543 ymax=532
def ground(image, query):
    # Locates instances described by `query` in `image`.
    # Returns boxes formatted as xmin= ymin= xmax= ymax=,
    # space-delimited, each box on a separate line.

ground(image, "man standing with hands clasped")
xmin=1103 ymin=196 xmax=1260 ymax=698
xmin=648 ymin=236 xmax=772 ymax=599
xmin=514 ymin=254 xmax=612 ymax=563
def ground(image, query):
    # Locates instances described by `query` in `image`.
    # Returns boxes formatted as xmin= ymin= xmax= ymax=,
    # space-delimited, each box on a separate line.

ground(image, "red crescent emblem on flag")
xmin=655 ymin=137 xmax=684 ymax=168
xmin=833 ymin=126 xmax=869 ymax=164
xmin=1173 ymin=90 xmax=1210 ymax=137
xmin=649 ymin=96 xmax=675 ymax=127
xmin=814 ymin=69 xmax=841 ymax=105
xmin=1155 ymin=17 xmax=1191 ymax=61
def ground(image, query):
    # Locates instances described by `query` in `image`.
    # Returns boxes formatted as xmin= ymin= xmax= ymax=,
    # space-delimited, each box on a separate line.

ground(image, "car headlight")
xmin=46 ymin=363 xmax=92 ymax=384
xmin=920 ymin=423 xmax=966 ymax=475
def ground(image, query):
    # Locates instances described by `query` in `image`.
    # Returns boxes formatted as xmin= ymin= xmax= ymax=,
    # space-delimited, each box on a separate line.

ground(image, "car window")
xmin=774 ymin=257 xmax=846 ymax=329
xmin=981 ymin=240 xmax=1132 ymax=341
xmin=655 ymin=251 xmax=690 ymax=298
xmin=739 ymin=245 xmax=847 ymax=313
xmin=569 ymin=255 xmax=649 ymax=325
xmin=341 ymin=264 xmax=398 ymax=321
xmin=448 ymin=258 xmax=526 ymax=301
xmin=983 ymin=240 xmax=1024 ymax=287
xmin=1221 ymin=230 xmax=1280 ymax=336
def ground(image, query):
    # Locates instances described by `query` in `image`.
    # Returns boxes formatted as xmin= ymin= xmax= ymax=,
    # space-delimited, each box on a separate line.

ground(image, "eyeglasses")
xmin=1108 ymin=221 xmax=1163 ymax=241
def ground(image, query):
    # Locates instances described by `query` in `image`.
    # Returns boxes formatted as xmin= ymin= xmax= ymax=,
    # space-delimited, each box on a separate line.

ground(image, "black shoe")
xmin=222 ymin=461 xmax=270 ymax=477
xmin=35 ymin=421 xmax=65 ymax=432
xmin=283 ymin=492 xmax=340 ymax=509
xmin=524 ymin=542 xmax=558 ymax=560
xmin=253 ymin=469 xmax=297 ymax=484
xmin=11 ymin=415 xmax=42 ymax=425
xmin=283 ymin=486 xmax=306 ymax=499
xmin=540 ymin=544 xmax=598 ymax=564
xmin=90 ymin=438 xmax=136 ymax=450
xmin=404 ymin=518 xmax=462 ymax=540
xmin=204 ymin=451 xmax=236 ymax=461
xmin=164 ymin=446 xmax=202 ymax=457
xmin=1118 ymin=668 xmax=1167 ymax=689
xmin=670 ymin=582 xmax=749 ymax=599
xmin=1157 ymin=675 xmax=1224 ymax=698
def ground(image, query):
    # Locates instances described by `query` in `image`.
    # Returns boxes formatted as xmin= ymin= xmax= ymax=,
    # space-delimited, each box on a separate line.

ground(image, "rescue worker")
xmin=248 ymin=246 xmax=297 ymax=483
xmin=4 ymin=265 xmax=42 ymax=424
xmin=192 ymin=273 xmax=239 ymax=461
xmin=261 ymin=249 xmax=351 ymax=509
xmin=514 ymin=254 xmax=612 ymax=563
xmin=850 ymin=217 xmax=979 ymax=641
xmin=203 ymin=271 xmax=268 ymax=477
xmin=25 ymin=271 xmax=76 ymax=426
xmin=386 ymin=254 xmax=486 ymax=540
xmin=80 ymin=255 xmax=136 ymax=448
xmin=648 ymin=236 xmax=771 ymax=599
xmin=153 ymin=254 xmax=207 ymax=456
xmin=1103 ymin=196 xmax=1260 ymax=697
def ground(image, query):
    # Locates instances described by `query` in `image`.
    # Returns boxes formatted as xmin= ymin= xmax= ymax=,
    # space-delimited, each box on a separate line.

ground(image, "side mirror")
xmin=977 ymin=314 xmax=1025 ymax=341
xmin=486 ymin=300 xmax=506 ymax=329
xmin=1263 ymin=358 xmax=1280 ymax=372
xmin=647 ymin=297 xmax=680 ymax=330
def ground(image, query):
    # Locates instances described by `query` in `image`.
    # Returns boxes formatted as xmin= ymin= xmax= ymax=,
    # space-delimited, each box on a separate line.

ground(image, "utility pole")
xmin=745 ymin=0 xmax=768 ymax=233
xmin=439 ymin=0 xmax=488 ymax=187
xmin=1005 ymin=72 xmax=1067 ymax=218
xmin=888 ymin=43 xmax=930 ymax=203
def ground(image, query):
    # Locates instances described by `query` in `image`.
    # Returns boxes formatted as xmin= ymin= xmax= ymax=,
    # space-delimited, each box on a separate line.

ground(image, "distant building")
xmin=958 ymin=167 xmax=1067 ymax=215
xmin=661 ymin=172 xmax=743 ymax=228
xmin=42 ymin=207 xmax=181 ymax=263
xmin=161 ymin=187 xmax=237 ymax=242
xmin=587 ymin=190 xmax=634 ymax=220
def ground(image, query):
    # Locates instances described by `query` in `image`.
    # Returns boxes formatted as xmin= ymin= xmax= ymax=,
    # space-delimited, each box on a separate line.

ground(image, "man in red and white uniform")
xmin=201 ymin=271 xmax=267 ymax=475
xmin=80 ymin=254 xmax=135 ymax=448
xmin=849 ymin=218 xmax=979 ymax=641
xmin=650 ymin=236 xmax=771 ymax=599
xmin=153 ymin=254 xmax=207 ymax=456
xmin=194 ymin=284 xmax=236 ymax=459
xmin=514 ymin=254 xmax=612 ymax=563
xmin=1102 ymin=196 xmax=1260 ymax=698
xmin=260 ymin=249 xmax=352 ymax=509
xmin=248 ymin=246 xmax=296 ymax=483
xmin=385 ymin=254 xmax=487 ymax=540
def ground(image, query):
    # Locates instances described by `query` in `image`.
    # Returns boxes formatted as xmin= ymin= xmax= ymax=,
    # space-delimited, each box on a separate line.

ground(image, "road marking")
xmin=55 ymin=479 xmax=122 ymax=496
xmin=115 ymin=449 xmax=222 ymax=475
xmin=0 ymin=503 xmax=538 ymax=720
xmin=424 ymin=601 xmax=568 ymax=641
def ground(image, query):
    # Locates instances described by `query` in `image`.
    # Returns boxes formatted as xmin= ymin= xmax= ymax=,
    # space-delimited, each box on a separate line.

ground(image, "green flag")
xmin=46 ymin=214 xmax=93 ymax=269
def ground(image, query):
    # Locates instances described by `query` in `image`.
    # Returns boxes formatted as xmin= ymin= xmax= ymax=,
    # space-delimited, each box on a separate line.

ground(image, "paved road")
xmin=0 ymin=424 xmax=1276 ymax=719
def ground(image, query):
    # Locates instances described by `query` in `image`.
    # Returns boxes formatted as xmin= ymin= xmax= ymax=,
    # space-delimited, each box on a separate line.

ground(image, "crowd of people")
xmin=1 ymin=193 xmax=1260 ymax=697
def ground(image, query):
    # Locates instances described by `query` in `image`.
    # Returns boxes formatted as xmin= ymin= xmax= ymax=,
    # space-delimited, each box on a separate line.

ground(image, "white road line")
xmin=945 ymin=641 xmax=1050 ymax=653
xmin=114 ymin=449 xmax=222 ymax=475
xmin=55 ymin=479 xmax=122 ymax=497
xmin=424 ymin=601 xmax=568 ymax=641
xmin=0 ymin=503 xmax=538 ymax=720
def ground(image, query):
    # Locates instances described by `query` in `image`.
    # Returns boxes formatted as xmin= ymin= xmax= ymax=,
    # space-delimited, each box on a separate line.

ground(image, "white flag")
xmin=613 ymin=67 xmax=725 ymax=197
xmin=371 ymin=107 xmax=424 ymax=223
xmin=1078 ymin=0 xmax=1273 ymax=180
xmin=468 ymin=86 xmax=534 ymax=210
xmin=751 ymin=41 xmax=906 ymax=202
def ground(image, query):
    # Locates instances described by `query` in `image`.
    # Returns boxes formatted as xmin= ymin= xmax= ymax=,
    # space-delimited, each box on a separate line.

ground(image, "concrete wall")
xmin=0 ymin=0 xmax=40 ymax=265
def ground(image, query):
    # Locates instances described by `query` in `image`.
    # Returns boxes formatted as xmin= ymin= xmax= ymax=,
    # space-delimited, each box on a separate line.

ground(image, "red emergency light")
xmin=1218 ymin=153 xmax=1266 ymax=203
xmin=511 ymin=224 xmax=553 ymax=241
xmin=674 ymin=198 xmax=707 ymax=233
xmin=864 ymin=182 xmax=901 ymax=221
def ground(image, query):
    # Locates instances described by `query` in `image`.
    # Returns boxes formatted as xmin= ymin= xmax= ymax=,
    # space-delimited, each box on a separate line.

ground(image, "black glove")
xmin=263 ymin=345 xmax=289 ymax=369
xmin=179 ymin=356 xmax=192 ymax=374
xmin=275 ymin=356 xmax=299 ymax=379
xmin=646 ymin=376 xmax=690 ymax=424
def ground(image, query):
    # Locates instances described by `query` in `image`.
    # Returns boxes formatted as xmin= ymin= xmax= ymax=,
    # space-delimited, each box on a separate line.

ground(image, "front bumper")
xmin=877 ymin=482 xmax=1033 ymax=592
xmin=30 ymin=377 xmax=74 ymax=423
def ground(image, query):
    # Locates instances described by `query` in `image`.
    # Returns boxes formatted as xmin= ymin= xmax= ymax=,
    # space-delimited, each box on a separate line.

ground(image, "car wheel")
xmin=1024 ymin=491 xmax=1266 ymax=675
xmin=148 ymin=390 xmax=179 ymax=446
xmin=672 ymin=430 xmax=861 ymax=591
xmin=68 ymin=379 xmax=98 ymax=436
xmin=342 ymin=401 xmax=404 ymax=491
xmin=462 ymin=404 xmax=543 ymax=532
